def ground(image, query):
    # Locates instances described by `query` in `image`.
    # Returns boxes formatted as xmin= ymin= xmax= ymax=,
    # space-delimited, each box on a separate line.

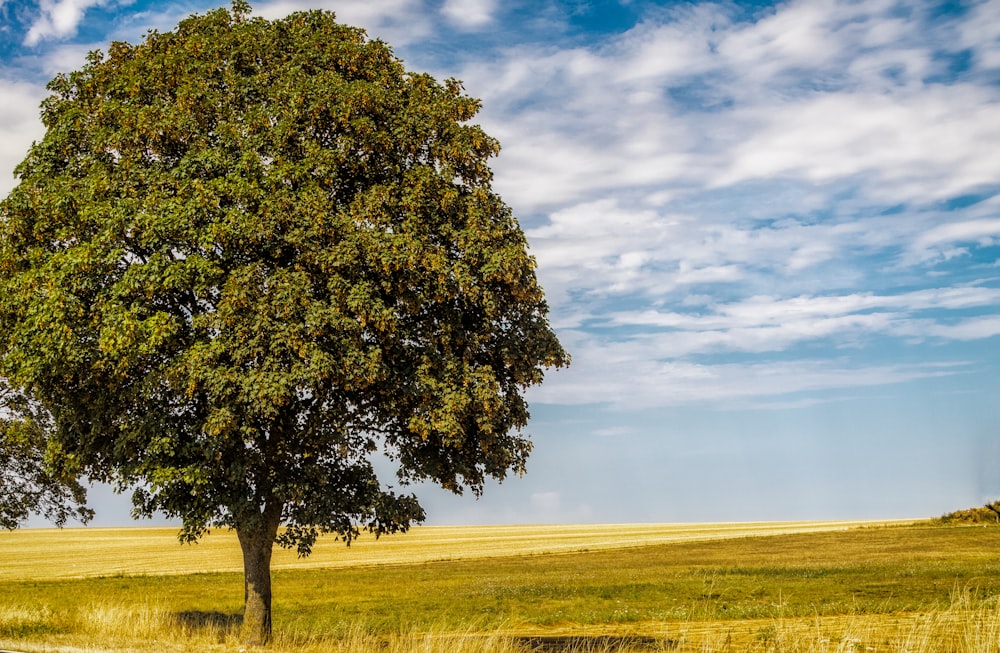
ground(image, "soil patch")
xmin=517 ymin=635 xmax=674 ymax=651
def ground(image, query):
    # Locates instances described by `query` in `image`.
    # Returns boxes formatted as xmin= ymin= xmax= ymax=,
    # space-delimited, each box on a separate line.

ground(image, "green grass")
xmin=267 ymin=523 xmax=1000 ymax=630
xmin=2 ymin=521 xmax=1000 ymax=651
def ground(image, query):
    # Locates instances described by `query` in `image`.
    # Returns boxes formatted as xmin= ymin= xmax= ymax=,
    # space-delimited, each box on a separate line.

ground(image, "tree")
xmin=0 ymin=382 xmax=94 ymax=530
xmin=985 ymin=502 xmax=1000 ymax=523
xmin=0 ymin=1 xmax=567 ymax=644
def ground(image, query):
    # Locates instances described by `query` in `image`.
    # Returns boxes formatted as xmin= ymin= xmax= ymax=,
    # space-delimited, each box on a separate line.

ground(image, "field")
xmin=2 ymin=519 xmax=1000 ymax=652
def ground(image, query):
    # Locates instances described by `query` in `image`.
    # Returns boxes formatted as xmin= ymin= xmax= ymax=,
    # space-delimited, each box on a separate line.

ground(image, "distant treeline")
xmin=939 ymin=502 xmax=1000 ymax=524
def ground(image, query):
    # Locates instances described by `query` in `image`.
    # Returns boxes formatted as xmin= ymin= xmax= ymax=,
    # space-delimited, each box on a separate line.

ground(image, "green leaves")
xmin=0 ymin=383 xmax=93 ymax=529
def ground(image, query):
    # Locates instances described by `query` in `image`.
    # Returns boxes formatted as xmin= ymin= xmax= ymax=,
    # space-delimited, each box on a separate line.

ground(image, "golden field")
xmin=0 ymin=519 xmax=907 ymax=580
xmin=3 ymin=519 xmax=1000 ymax=652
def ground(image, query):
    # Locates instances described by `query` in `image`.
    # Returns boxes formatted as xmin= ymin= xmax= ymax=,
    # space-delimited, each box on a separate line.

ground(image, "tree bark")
xmin=237 ymin=506 xmax=282 ymax=645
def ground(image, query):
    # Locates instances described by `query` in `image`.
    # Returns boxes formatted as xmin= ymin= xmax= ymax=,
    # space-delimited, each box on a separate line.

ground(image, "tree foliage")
xmin=939 ymin=503 xmax=1000 ymax=524
xmin=0 ymin=1 xmax=566 ymax=642
xmin=0 ymin=382 xmax=93 ymax=530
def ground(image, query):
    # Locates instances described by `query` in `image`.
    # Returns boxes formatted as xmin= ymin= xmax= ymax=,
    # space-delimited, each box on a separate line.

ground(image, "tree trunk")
xmin=237 ymin=507 xmax=282 ymax=645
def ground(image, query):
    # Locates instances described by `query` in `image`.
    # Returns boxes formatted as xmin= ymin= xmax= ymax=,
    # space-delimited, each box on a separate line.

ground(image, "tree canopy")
xmin=0 ymin=1 xmax=566 ymax=643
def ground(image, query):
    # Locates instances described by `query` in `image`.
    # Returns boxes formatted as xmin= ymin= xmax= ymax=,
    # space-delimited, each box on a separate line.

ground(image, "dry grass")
xmin=3 ymin=592 xmax=1000 ymax=652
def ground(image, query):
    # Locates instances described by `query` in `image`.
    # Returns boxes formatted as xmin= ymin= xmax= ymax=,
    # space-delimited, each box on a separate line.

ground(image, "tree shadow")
xmin=517 ymin=635 xmax=676 ymax=652
xmin=171 ymin=610 xmax=242 ymax=632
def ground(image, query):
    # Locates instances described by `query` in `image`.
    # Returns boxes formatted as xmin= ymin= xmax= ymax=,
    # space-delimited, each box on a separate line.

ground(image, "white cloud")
xmin=527 ymin=271 xmax=1000 ymax=410
xmin=713 ymin=86 xmax=1000 ymax=200
xmin=441 ymin=0 xmax=497 ymax=29
xmin=33 ymin=41 xmax=99 ymax=76
xmin=903 ymin=315 xmax=1000 ymax=341
xmin=0 ymin=79 xmax=45 ymax=198
xmin=610 ymin=4 xmax=723 ymax=83
xmin=909 ymin=218 xmax=1000 ymax=264
xmin=711 ymin=286 xmax=1000 ymax=326
xmin=256 ymin=0 xmax=432 ymax=46
xmin=959 ymin=0 xmax=1000 ymax=71
xmin=24 ymin=0 xmax=108 ymax=46
xmin=525 ymin=195 xmax=992 ymax=319
xmin=599 ymin=285 xmax=1000 ymax=358
xmin=715 ymin=0 xmax=848 ymax=76
xmin=530 ymin=351 xmax=965 ymax=409
xmin=466 ymin=0 xmax=1000 ymax=214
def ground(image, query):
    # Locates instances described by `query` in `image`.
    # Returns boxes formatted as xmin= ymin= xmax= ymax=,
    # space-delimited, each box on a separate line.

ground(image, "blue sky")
xmin=2 ymin=0 xmax=999 ymax=526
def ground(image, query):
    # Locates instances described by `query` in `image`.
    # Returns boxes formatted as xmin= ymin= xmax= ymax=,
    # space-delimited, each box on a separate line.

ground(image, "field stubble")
xmin=2 ymin=520 xmax=1000 ymax=652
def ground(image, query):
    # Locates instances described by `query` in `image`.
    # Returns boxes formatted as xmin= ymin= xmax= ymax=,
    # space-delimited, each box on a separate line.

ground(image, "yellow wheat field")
xmin=0 ymin=519 xmax=911 ymax=581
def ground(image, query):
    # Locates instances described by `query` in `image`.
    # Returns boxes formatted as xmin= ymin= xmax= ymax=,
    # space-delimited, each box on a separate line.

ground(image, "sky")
xmin=2 ymin=0 xmax=999 ymax=527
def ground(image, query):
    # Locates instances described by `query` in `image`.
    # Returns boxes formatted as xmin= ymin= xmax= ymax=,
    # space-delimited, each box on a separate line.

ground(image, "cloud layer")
xmin=2 ymin=0 xmax=998 ymax=411
xmin=441 ymin=0 xmax=1000 ymax=408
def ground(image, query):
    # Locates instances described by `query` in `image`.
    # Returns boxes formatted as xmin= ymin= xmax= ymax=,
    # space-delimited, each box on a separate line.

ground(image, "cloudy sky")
xmin=3 ymin=0 xmax=999 ymax=526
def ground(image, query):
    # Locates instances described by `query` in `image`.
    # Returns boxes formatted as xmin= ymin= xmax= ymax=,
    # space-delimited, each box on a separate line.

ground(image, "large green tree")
xmin=0 ymin=1 xmax=567 ymax=643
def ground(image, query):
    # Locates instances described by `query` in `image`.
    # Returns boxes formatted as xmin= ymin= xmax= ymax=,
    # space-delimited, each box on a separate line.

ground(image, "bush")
xmin=939 ymin=503 xmax=1000 ymax=524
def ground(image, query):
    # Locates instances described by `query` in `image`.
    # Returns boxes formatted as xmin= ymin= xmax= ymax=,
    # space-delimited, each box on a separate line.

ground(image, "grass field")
xmin=2 ymin=519 xmax=999 ymax=652
xmin=0 ymin=520 xmax=904 ymax=580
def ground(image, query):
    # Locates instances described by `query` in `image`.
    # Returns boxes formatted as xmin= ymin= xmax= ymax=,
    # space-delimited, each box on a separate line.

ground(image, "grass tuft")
xmin=0 ymin=605 xmax=68 ymax=638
